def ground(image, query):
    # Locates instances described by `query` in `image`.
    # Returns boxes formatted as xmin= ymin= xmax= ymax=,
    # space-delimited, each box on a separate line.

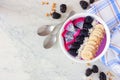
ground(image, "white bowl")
xmin=59 ymin=13 xmax=110 ymax=63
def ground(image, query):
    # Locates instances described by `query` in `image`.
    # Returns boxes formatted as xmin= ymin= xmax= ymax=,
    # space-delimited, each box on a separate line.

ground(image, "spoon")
xmin=43 ymin=11 xmax=75 ymax=49
xmin=37 ymin=25 xmax=55 ymax=36
xmin=37 ymin=11 xmax=75 ymax=36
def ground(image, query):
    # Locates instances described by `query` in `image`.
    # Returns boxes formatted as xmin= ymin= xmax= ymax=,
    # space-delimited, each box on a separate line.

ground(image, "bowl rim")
xmin=59 ymin=13 xmax=110 ymax=63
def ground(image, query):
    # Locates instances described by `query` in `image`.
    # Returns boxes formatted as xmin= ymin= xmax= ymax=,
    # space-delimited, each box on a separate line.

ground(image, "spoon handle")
xmin=52 ymin=10 xmax=75 ymax=34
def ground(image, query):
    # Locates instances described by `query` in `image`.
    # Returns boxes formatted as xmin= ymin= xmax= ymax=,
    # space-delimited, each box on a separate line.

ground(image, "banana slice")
xmin=80 ymin=51 xmax=94 ymax=60
xmin=95 ymin=28 xmax=104 ymax=33
xmin=89 ymin=36 xmax=98 ymax=41
xmin=91 ymin=32 xmax=103 ymax=38
xmin=95 ymin=24 xmax=105 ymax=30
xmin=87 ymin=41 xmax=99 ymax=48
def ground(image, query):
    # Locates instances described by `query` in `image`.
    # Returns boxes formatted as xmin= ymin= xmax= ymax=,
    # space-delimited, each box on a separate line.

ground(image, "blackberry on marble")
xmin=80 ymin=0 xmax=89 ymax=9
xmin=90 ymin=0 xmax=95 ymax=4
xmin=99 ymin=72 xmax=107 ymax=80
xmin=60 ymin=4 xmax=67 ymax=13
xmin=52 ymin=12 xmax=61 ymax=19
xmin=85 ymin=68 xmax=92 ymax=76
xmin=92 ymin=65 xmax=99 ymax=73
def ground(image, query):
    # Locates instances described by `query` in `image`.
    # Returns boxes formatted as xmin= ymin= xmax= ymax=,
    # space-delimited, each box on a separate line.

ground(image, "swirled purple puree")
xmin=95 ymin=34 xmax=106 ymax=57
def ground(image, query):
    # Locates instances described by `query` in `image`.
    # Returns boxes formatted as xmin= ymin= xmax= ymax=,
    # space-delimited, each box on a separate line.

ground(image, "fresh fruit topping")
xmin=80 ymin=0 xmax=89 ymax=9
xmin=90 ymin=0 xmax=95 ymax=4
xmin=92 ymin=65 xmax=99 ymax=73
xmin=83 ymin=23 xmax=93 ymax=29
xmin=52 ymin=12 xmax=61 ymax=19
xmin=71 ymin=45 xmax=80 ymax=50
xmin=85 ymin=68 xmax=92 ymax=76
xmin=80 ymin=29 xmax=89 ymax=37
xmin=99 ymin=72 xmax=107 ymax=80
xmin=60 ymin=4 xmax=67 ymax=13
xmin=76 ymin=35 xmax=85 ymax=42
xmin=77 ymin=40 xmax=84 ymax=45
xmin=72 ymin=42 xmax=81 ymax=46
xmin=84 ymin=16 xmax=94 ymax=24
xmin=68 ymin=49 xmax=78 ymax=57
xmin=74 ymin=25 xmax=79 ymax=29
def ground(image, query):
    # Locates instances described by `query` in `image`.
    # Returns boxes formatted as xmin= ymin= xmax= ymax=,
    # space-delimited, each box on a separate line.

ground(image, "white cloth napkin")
xmin=88 ymin=0 xmax=120 ymax=76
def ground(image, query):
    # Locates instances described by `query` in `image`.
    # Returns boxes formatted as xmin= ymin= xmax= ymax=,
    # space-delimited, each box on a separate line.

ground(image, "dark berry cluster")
xmin=69 ymin=35 xmax=85 ymax=57
xmin=85 ymin=65 xmax=99 ymax=76
xmin=80 ymin=0 xmax=95 ymax=10
xmin=83 ymin=16 xmax=94 ymax=29
xmin=52 ymin=4 xmax=67 ymax=19
xmin=68 ymin=29 xmax=90 ymax=57
xmin=68 ymin=16 xmax=94 ymax=57
xmin=85 ymin=65 xmax=107 ymax=80
xmin=69 ymin=48 xmax=78 ymax=57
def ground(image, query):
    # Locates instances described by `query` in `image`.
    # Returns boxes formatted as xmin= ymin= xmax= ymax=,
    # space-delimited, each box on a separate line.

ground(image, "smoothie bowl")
xmin=59 ymin=13 xmax=110 ymax=63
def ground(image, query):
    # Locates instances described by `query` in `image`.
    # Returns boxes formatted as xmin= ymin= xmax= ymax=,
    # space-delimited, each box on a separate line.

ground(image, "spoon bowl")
xmin=37 ymin=25 xmax=55 ymax=36
xmin=43 ymin=34 xmax=57 ymax=49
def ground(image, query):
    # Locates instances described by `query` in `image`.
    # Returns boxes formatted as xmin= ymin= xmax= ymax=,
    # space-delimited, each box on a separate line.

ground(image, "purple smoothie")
xmin=95 ymin=34 xmax=106 ymax=57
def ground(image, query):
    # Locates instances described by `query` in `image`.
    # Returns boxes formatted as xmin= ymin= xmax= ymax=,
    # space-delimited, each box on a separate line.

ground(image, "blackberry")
xmin=85 ymin=68 xmax=92 ymax=76
xmin=74 ymin=25 xmax=79 ymax=29
xmin=71 ymin=45 xmax=80 ymax=50
xmin=72 ymin=42 xmax=81 ymax=46
xmin=99 ymin=72 xmax=107 ymax=80
xmin=76 ymin=35 xmax=85 ymax=42
xmin=60 ymin=4 xmax=67 ymax=13
xmin=80 ymin=0 xmax=89 ymax=9
xmin=90 ymin=0 xmax=95 ymax=4
xmin=69 ymin=49 xmax=78 ymax=57
xmin=77 ymin=40 xmax=84 ymax=45
xmin=83 ymin=23 xmax=93 ymax=29
xmin=52 ymin=12 xmax=61 ymax=19
xmin=84 ymin=16 xmax=94 ymax=24
xmin=92 ymin=65 xmax=99 ymax=73
xmin=80 ymin=29 xmax=89 ymax=37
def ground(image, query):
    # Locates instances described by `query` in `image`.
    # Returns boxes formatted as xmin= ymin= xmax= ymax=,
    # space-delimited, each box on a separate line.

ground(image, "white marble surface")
xmin=0 ymin=0 xmax=119 ymax=80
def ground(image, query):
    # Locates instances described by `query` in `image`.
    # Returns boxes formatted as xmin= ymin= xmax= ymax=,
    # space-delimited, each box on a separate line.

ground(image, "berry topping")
xmin=72 ymin=42 xmax=81 ymax=46
xmin=74 ymin=25 xmax=79 ymax=29
xmin=83 ymin=23 xmax=93 ymax=29
xmin=92 ymin=65 xmax=99 ymax=73
xmin=90 ymin=0 xmax=95 ymax=4
xmin=84 ymin=16 xmax=94 ymax=24
xmin=52 ymin=12 xmax=61 ymax=19
xmin=99 ymin=72 xmax=107 ymax=80
xmin=68 ymin=49 xmax=78 ymax=57
xmin=77 ymin=40 xmax=84 ymax=45
xmin=71 ymin=45 xmax=80 ymax=50
xmin=60 ymin=4 xmax=67 ymax=13
xmin=80 ymin=0 xmax=89 ymax=9
xmin=76 ymin=35 xmax=85 ymax=42
xmin=85 ymin=68 xmax=92 ymax=76
xmin=80 ymin=29 xmax=89 ymax=37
